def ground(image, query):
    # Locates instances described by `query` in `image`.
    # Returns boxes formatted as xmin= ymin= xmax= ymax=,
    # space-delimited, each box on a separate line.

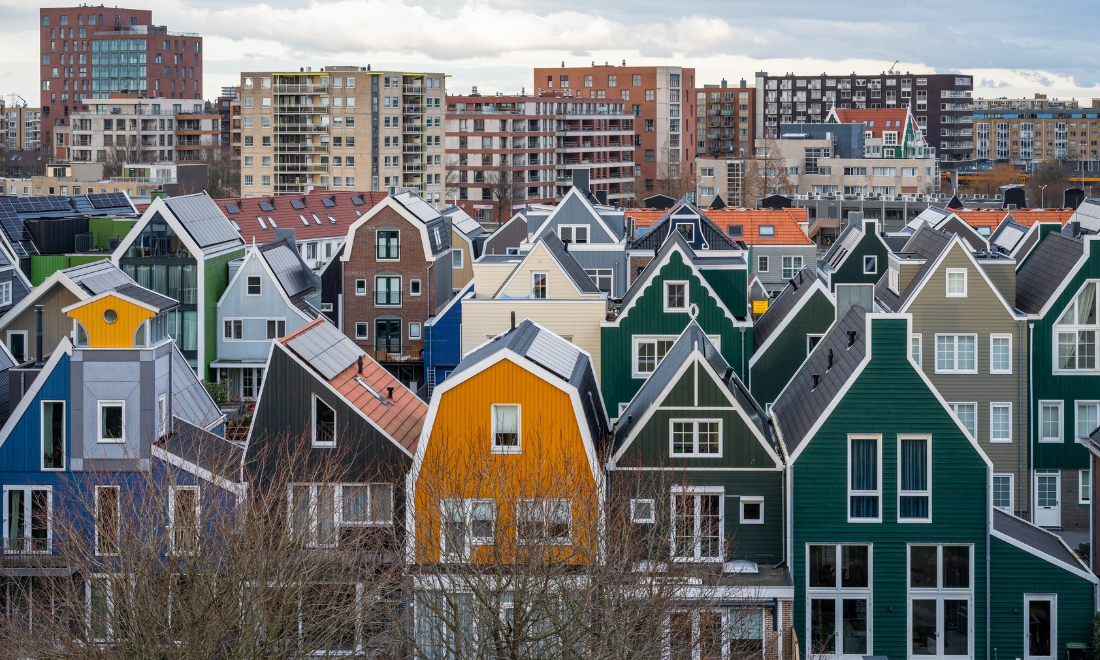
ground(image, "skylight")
xmin=300 ymin=214 xmax=309 ymax=227
xmin=268 ymin=216 xmax=278 ymax=228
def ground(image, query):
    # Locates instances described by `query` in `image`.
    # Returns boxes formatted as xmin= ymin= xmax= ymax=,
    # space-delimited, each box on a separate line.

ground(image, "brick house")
xmin=340 ymin=192 xmax=451 ymax=389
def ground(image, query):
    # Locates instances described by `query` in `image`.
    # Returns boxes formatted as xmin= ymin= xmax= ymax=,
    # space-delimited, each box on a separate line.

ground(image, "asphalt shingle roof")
xmin=752 ymin=267 xmax=822 ymax=351
xmin=1015 ymin=232 xmax=1084 ymax=315
xmin=993 ymin=508 xmax=1088 ymax=572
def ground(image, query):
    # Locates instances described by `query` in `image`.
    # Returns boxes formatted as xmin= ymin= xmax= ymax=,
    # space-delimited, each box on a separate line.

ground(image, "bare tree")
xmin=741 ymin=138 xmax=794 ymax=205
xmin=100 ymin=141 xmax=152 ymax=179
xmin=484 ymin=157 xmax=523 ymax=224
xmin=968 ymin=162 xmax=1021 ymax=198
xmin=1026 ymin=160 xmax=1074 ymax=207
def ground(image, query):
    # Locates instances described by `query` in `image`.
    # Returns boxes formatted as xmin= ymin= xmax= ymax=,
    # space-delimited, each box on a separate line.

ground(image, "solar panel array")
xmin=68 ymin=261 xmax=133 ymax=295
xmin=393 ymin=192 xmax=440 ymax=223
xmin=164 ymin=196 xmax=245 ymax=249
xmin=525 ymin=328 xmax=581 ymax=381
xmin=1072 ymin=199 xmax=1100 ymax=233
xmin=992 ymin=223 xmax=1026 ymax=252
xmin=286 ymin=320 xmax=363 ymax=380
xmin=263 ymin=243 xmax=313 ymax=297
xmin=88 ymin=192 xmax=133 ymax=211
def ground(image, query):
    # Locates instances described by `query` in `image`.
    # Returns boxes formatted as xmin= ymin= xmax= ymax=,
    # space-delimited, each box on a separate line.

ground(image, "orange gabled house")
xmin=407 ymin=319 xmax=609 ymax=565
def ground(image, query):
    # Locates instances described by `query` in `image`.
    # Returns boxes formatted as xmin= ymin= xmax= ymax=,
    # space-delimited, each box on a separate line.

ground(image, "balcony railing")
xmin=274 ymin=144 xmax=329 ymax=153
xmin=274 ymin=124 xmax=328 ymax=134
xmin=273 ymin=84 xmax=330 ymax=94
xmin=376 ymin=244 xmax=400 ymax=260
xmin=403 ymin=124 xmax=423 ymax=134
xmin=375 ymin=291 xmax=402 ymax=306
xmin=403 ymin=85 xmax=425 ymax=94
xmin=403 ymin=105 xmax=424 ymax=115
xmin=402 ymin=144 xmax=423 ymax=153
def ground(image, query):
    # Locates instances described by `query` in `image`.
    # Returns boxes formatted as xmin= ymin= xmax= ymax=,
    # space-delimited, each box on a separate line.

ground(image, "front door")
xmin=1025 ymin=595 xmax=1056 ymax=660
xmin=1035 ymin=472 xmax=1061 ymax=528
xmin=910 ymin=597 xmax=971 ymax=658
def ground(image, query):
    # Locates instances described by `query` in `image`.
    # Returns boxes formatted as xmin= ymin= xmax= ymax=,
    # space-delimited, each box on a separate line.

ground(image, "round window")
xmin=104 ymin=309 xmax=118 ymax=324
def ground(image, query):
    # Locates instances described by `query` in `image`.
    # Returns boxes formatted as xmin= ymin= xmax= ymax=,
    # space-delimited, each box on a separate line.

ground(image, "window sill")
xmin=311 ymin=442 xmax=337 ymax=449
xmin=672 ymin=556 xmax=724 ymax=563
xmin=990 ymin=439 xmax=1013 ymax=444
xmin=97 ymin=439 xmax=125 ymax=444
xmin=934 ymin=370 xmax=979 ymax=375
xmin=490 ymin=447 xmax=521 ymax=455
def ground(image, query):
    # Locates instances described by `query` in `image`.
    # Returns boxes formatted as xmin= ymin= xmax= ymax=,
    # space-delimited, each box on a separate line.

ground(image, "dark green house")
xmin=601 ymin=231 xmax=751 ymax=416
xmin=772 ymin=306 xmax=1097 ymax=659
xmin=817 ymin=217 xmax=889 ymax=291
xmin=748 ymin=266 xmax=834 ymax=407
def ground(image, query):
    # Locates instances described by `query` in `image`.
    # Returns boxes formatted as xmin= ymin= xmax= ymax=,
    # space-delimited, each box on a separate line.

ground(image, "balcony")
xmin=375 ymin=290 xmax=402 ymax=306
xmin=402 ymin=144 xmax=423 ymax=154
xmin=369 ymin=344 xmax=422 ymax=363
xmin=403 ymin=124 xmax=423 ymax=134
xmin=273 ymin=84 xmax=329 ymax=94
xmin=403 ymin=105 xmax=424 ymax=115
xmin=277 ymin=163 xmax=329 ymax=174
xmin=403 ymin=165 xmax=423 ymax=174
xmin=403 ymin=85 xmax=425 ymax=94
xmin=274 ymin=143 xmax=329 ymax=153
xmin=274 ymin=124 xmax=328 ymax=134
xmin=276 ymin=104 xmax=329 ymax=115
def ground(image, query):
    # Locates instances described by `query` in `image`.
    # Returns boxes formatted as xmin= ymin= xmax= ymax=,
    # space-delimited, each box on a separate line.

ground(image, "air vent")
xmin=847 ymin=331 xmax=857 ymax=348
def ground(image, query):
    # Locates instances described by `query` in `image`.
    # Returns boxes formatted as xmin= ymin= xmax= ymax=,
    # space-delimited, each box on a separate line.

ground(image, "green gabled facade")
xmin=601 ymin=232 xmax=750 ymax=415
xmin=774 ymin=308 xmax=1097 ymax=659
xmin=609 ymin=321 xmax=784 ymax=565
xmin=818 ymin=218 xmax=890 ymax=291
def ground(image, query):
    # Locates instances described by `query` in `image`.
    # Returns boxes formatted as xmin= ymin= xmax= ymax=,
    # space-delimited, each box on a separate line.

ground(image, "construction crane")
xmin=5 ymin=93 xmax=27 ymax=108
xmin=888 ymin=61 xmax=900 ymax=75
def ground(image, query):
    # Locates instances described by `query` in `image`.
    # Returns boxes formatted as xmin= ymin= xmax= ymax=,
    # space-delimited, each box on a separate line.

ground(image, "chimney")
xmin=34 ymin=306 xmax=44 ymax=366
xmin=740 ymin=78 xmax=746 ymax=87
xmin=510 ymin=311 xmax=516 ymax=331
xmin=386 ymin=386 xmax=394 ymax=400
xmin=563 ymin=238 xmax=569 ymax=252
xmin=721 ymin=78 xmax=727 ymax=88
xmin=357 ymin=356 xmax=363 ymax=373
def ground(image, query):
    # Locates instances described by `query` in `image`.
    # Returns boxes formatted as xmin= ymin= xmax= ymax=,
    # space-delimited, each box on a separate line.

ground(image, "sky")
xmin=2 ymin=0 xmax=1100 ymax=106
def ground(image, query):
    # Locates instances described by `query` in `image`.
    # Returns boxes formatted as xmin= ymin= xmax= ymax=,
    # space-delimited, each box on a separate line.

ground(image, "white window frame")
xmin=632 ymin=335 xmax=677 ymax=378
xmin=781 ymin=255 xmax=803 ymax=279
xmin=739 ymin=496 xmax=764 ymax=525
xmin=669 ymin=419 xmax=723 ymax=457
xmin=1053 ymin=280 xmax=1099 ymax=374
xmin=1039 ymin=400 xmax=1063 ymax=443
xmin=339 ymin=483 xmax=394 ymax=527
xmin=451 ymin=249 xmax=463 ymax=269
xmin=906 ymin=544 xmax=975 ymax=660
xmin=806 ymin=543 xmax=873 ymax=658
xmin=311 ymin=394 xmax=337 ymax=448
xmin=630 ymin=498 xmax=656 ymax=523
xmin=559 ymin=224 xmax=589 ymax=244
xmin=670 ymin=486 xmax=724 ymax=562
xmin=863 ymin=255 xmax=878 ymax=275
xmin=97 ymin=400 xmax=125 ymax=444
xmin=94 ymin=485 xmax=120 ymax=556
xmin=897 ymin=434 xmax=932 ymax=523
xmin=0 ymin=281 xmax=11 ymax=306
xmin=287 ymin=484 xmax=338 ymax=548
xmin=807 ymin=334 xmax=824 ymax=356
xmin=1023 ymin=594 xmax=1058 ymax=660
xmin=490 ymin=403 xmax=521 ymax=454
xmin=223 ymin=318 xmax=243 ymax=341
xmin=40 ymin=399 xmax=65 ymax=471
xmin=3 ymin=485 xmax=52 ymax=553
xmin=911 ymin=333 xmax=922 ymax=366
xmin=355 ymin=279 xmax=367 ymax=296
xmin=990 ymin=333 xmax=1013 ymax=374
xmin=993 ymin=473 xmax=1014 ymax=512
xmin=757 ymin=255 xmax=769 ymax=273
xmin=168 ymin=485 xmax=200 ymax=556
xmin=946 ymin=268 xmax=968 ymax=297
xmin=409 ymin=322 xmax=422 ymax=340
xmin=674 ymin=222 xmax=695 ymax=242
xmin=355 ymin=322 xmax=368 ymax=340
xmin=990 ymin=402 xmax=1012 ymax=443
xmin=516 ymin=498 xmax=572 ymax=546
xmin=1080 ymin=469 xmax=1091 ymax=505
xmin=1075 ymin=401 xmax=1100 ymax=443
xmin=949 ymin=402 xmax=978 ymax=440
xmin=664 ymin=280 xmax=689 ymax=312
xmin=935 ymin=334 xmax=978 ymax=374
xmin=531 ymin=272 xmax=548 ymax=299
xmin=440 ymin=498 xmax=496 ymax=562
xmin=848 ymin=434 xmax=882 ymax=523
xmin=158 ymin=393 xmax=168 ymax=439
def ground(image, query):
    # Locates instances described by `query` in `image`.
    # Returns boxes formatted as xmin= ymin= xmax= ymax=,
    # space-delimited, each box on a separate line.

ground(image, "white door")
xmin=910 ymin=597 xmax=971 ymax=659
xmin=1024 ymin=595 xmax=1056 ymax=660
xmin=1035 ymin=472 xmax=1061 ymax=528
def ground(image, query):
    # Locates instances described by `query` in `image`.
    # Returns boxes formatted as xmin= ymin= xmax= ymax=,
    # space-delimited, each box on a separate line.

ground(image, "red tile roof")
xmin=279 ymin=318 xmax=425 ymax=454
xmin=624 ymin=207 xmax=812 ymax=246
xmin=831 ymin=108 xmax=912 ymax=139
xmin=215 ymin=190 xmax=388 ymax=244
xmin=955 ymin=208 xmax=1073 ymax=231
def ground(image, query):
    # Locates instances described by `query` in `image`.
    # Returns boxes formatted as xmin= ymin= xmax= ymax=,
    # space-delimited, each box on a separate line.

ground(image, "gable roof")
xmin=630 ymin=200 xmax=744 ymax=251
xmin=992 ymin=508 xmax=1096 ymax=581
xmin=342 ymin=194 xmax=450 ymax=261
xmin=162 ymin=194 xmax=247 ymax=253
xmin=257 ymin=239 xmax=321 ymax=318
xmin=771 ymin=304 xmax=868 ymax=454
xmin=441 ymin=205 xmax=486 ymax=240
xmin=627 ymin=207 xmax=810 ymax=246
xmin=874 ymin=225 xmax=952 ymax=312
xmin=278 ymin=318 xmax=425 ymax=454
xmin=829 ymin=107 xmax=913 ymax=138
xmin=216 ymin=191 xmax=388 ymax=244
xmin=612 ymin=321 xmax=776 ymax=461
xmin=1015 ymin=232 xmax=1085 ymax=315
xmin=509 ymin=231 xmax=601 ymax=297
xmin=155 ymin=417 xmax=244 ymax=488
xmin=172 ymin=344 xmax=226 ymax=431
xmin=820 ymin=219 xmax=887 ymax=274
xmin=527 ymin=186 xmax=623 ymax=242
xmin=956 ymin=208 xmax=1072 ymax=233
xmin=752 ymin=267 xmax=828 ymax=352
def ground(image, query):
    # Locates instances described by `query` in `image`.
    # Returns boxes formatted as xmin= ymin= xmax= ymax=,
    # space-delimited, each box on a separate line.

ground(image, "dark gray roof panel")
xmin=1015 ymin=232 xmax=1084 ymax=314
xmin=618 ymin=231 xmax=694 ymax=313
xmin=539 ymin=232 xmax=601 ymax=294
xmin=286 ymin=319 xmax=364 ymax=380
xmin=163 ymin=194 xmax=246 ymax=250
xmin=631 ymin=200 xmax=741 ymax=251
xmin=159 ymin=417 xmax=243 ymax=482
xmin=172 ymin=346 xmax=224 ymax=429
xmin=114 ymin=283 xmax=178 ymax=312
xmin=64 ymin=260 xmax=177 ymax=310
xmin=261 ymin=241 xmax=315 ymax=298
xmin=991 ymin=219 xmax=1027 ymax=254
xmin=821 ymin=224 xmax=862 ymax=269
xmin=877 ymin=225 xmax=952 ymax=312
xmin=993 ymin=508 xmax=1087 ymax=571
xmin=753 ymin=267 xmax=824 ymax=351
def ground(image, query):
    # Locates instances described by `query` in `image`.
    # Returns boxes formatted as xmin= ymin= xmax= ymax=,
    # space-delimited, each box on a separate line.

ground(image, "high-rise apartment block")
xmin=973 ymin=109 xmax=1100 ymax=166
xmin=238 ymin=67 xmax=446 ymax=204
xmin=444 ymin=92 xmax=555 ymax=221
xmin=39 ymin=7 xmax=204 ymax=160
xmin=755 ymin=71 xmax=973 ymax=168
xmin=698 ymin=79 xmax=756 ymax=160
xmin=58 ymin=97 xmax=220 ymax=164
xmin=3 ymin=106 xmax=43 ymax=151
xmin=534 ymin=64 xmax=694 ymax=199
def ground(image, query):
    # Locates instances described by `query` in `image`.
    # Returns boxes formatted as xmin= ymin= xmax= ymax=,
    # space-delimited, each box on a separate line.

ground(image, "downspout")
xmin=426 ymin=259 xmax=433 ymax=377
xmin=987 ymin=464 xmax=992 ymax=660
xmin=1029 ymin=322 xmax=1035 ymax=523
xmin=1018 ymin=319 xmax=1025 ymax=517
xmin=740 ymin=326 xmax=746 ymax=386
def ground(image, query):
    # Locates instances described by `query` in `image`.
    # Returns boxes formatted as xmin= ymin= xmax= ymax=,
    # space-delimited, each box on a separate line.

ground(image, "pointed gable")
xmin=494 ymin=232 xmax=601 ymax=299
xmin=631 ymin=199 xmax=743 ymax=252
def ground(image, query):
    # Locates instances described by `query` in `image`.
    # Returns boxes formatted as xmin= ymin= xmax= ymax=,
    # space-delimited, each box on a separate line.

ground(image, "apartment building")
xmin=57 ymin=96 xmax=218 ymax=165
xmin=975 ymin=94 xmax=1080 ymax=111
xmin=697 ymin=79 xmax=756 ymax=160
xmin=755 ymin=70 xmax=973 ymax=168
xmin=39 ymin=7 xmax=203 ymax=160
xmin=239 ymin=67 xmax=446 ymax=204
xmin=535 ymin=63 xmax=694 ymax=198
xmin=3 ymin=106 xmax=43 ymax=151
xmin=444 ymin=91 xmax=554 ymax=222
xmin=973 ymin=108 xmax=1100 ymax=167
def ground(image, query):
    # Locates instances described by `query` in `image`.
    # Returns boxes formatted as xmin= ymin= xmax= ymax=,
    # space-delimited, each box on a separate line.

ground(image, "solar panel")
xmin=259 ymin=201 xmax=274 ymax=212
xmin=285 ymin=321 xmax=362 ymax=380
xmin=526 ymin=328 xmax=581 ymax=381
xmin=351 ymin=196 xmax=364 ymax=206
xmin=291 ymin=200 xmax=305 ymax=210
xmin=163 ymin=196 xmax=244 ymax=249
xmin=263 ymin=243 xmax=312 ymax=297
xmin=225 ymin=203 xmax=241 ymax=214
xmin=322 ymin=197 xmax=336 ymax=208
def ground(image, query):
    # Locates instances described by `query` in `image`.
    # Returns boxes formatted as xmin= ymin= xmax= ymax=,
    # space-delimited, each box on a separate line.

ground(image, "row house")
xmin=817 ymin=215 xmax=891 ymax=291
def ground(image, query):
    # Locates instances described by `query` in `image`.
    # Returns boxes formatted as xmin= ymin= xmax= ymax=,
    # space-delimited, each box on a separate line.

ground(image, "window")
xmin=993 ymin=474 xmax=1013 ymax=512
xmin=863 ymin=255 xmax=877 ymax=275
xmin=531 ymin=273 xmax=547 ymax=299
xmin=898 ymin=435 xmax=930 ymax=521
xmin=782 ymin=256 xmax=802 ymax=279
xmin=808 ymin=544 xmax=871 ymax=656
xmin=312 ymin=395 xmax=336 ymax=447
xmin=664 ymin=281 xmax=688 ymax=312
xmin=990 ymin=334 xmax=1012 ymax=374
xmin=450 ymin=249 xmax=464 ymax=270
xmin=1056 ymin=281 xmax=1098 ymax=371
xmin=672 ymin=487 xmax=723 ymax=561
xmin=759 ymin=225 xmax=775 ymax=238
xmin=1082 ymin=469 xmax=1092 ymax=505
xmin=908 ymin=545 xmax=972 ymax=659
xmin=41 ymin=401 xmax=65 ymax=470
xmin=517 ymin=499 xmax=571 ymax=545
xmin=3 ymin=486 xmax=51 ymax=553
xmin=288 ymin=484 xmax=337 ymax=547
xmin=757 ymin=255 xmax=769 ymax=272
xmin=491 ymin=403 xmax=520 ymax=452
xmin=740 ymin=496 xmax=764 ymax=524
xmin=409 ymin=322 xmax=422 ymax=340
xmin=376 ymin=229 xmax=399 ymax=260
xmin=375 ymin=276 xmax=401 ymax=306
xmin=266 ymin=319 xmax=286 ymax=340
xmin=223 ymin=319 xmax=242 ymax=340
xmin=342 ymin=483 xmax=393 ymax=527
xmin=441 ymin=498 xmax=495 ymax=560
xmin=355 ymin=322 xmax=368 ymax=339
xmin=1076 ymin=401 xmax=1100 ymax=441
xmin=675 ymin=222 xmax=694 ymax=242
xmin=246 ymin=275 xmax=261 ymax=296
xmin=633 ymin=74 xmax=641 ymax=87
xmin=848 ymin=435 xmax=881 ymax=521
xmin=355 ymin=279 xmax=366 ymax=296
xmin=98 ymin=401 xmax=124 ymax=443
xmin=911 ymin=334 xmax=922 ymax=366
xmin=935 ymin=334 xmax=977 ymax=373
xmin=410 ymin=279 xmax=422 ymax=296
xmin=949 ymin=403 xmax=978 ymax=439
xmin=559 ymin=225 xmax=589 ymax=244
xmin=646 ymin=89 xmax=655 ymax=102
xmin=1040 ymin=401 xmax=1063 ymax=443
xmin=990 ymin=403 xmax=1012 ymax=443
xmin=584 ymin=269 xmax=613 ymax=294
xmin=670 ymin=420 xmax=722 ymax=456
xmin=946 ymin=268 xmax=967 ymax=297
xmin=630 ymin=499 xmax=655 ymax=523
xmin=0 ymin=282 xmax=11 ymax=307
xmin=95 ymin=485 xmax=120 ymax=556
xmin=169 ymin=486 xmax=199 ymax=555
xmin=633 ymin=336 xmax=676 ymax=377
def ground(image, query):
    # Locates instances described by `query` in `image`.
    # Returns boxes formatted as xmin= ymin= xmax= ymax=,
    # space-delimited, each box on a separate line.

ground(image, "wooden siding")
xmin=217 ymin=253 xmax=314 ymax=362
xmin=0 ymin=353 xmax=70 ymax=474
xmin=698 ymin=266 xmax=748 ymax=317
xmin=450 ymin=229 xmax=474 ymax=290
xmin=791 ymin=317 xmax=990 ymax=659
xmin=497 ymin=243 xmax=586 ymax=300
xmin=751 ymin=245 xmax=818 ymax=291
xmin=830 ymin=229 xmax=888 ymax=290
xmin=67 ymin=295 xmax=154 ymax=348
xmin=424 ymin=292 xmax=465 ymax=388
xmin=472 ymin=261 xmax=518 ymax=299
xmin=0 ymin=284 xmax=81 ymax=362
xmin=749 ymin=289 xmax=834 ymax=406
xmin=482 ymin=217 xmax=527 ymax=256
xmin=414 ymin=358 xmax=598 ymax=564
xmin=203 ymin=249 xmax=244 ymax=379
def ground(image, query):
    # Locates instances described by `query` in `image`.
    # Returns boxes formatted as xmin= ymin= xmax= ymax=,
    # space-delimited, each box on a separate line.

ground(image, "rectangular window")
xmin=559 ymin=225 xmax=589 ymax=244
xmin=848 ymin=436 xmax=881 ymax=521
xmin=670 ymin=420 xmax=722 ymax=457
xmin=1082 ymin=470 xmax=1092 ymax=504
xmin=4 ymin=486 xmax=51 ymax=553
xmin=491 ymin=403 xmax=520 ymax=452
xmin=808 ymin=544 xmax=870 ymax=656
xmin=41 ymin=401 xmax=65 ymax=470
xmin=95 ymin=485 xmax=120 ymax=556
xmin=98 ymin=401 xmax=124 ymax=443
xmin=246 ymin=275 xmax=261 ymax=295
xmin=288 ymin=484 xmax=336 ymax=547
xmin=935 ymin=334 xmax=977 ymax=373
xmin=341 ymin=483 xmax=393 ymax=526
xmin=908 ymin=545 xmax=973 ymax=659
xmin=451 ymin=249 xmax=463 ymax=269
xmin=441 ymin=498 xmax=495 ymax=560
xmin=740 ymin=496 xmax=764 ymax=524
xmin=355 ymin=279 xmax=366 ymax=296
xmin=631 ymin=499 xmax=655 ymax=523
xmin=266 ymin=320 xmax=286 ymax=340
xmin=517 ymin=499 xmax=571 ymax=545
xmin=757 ymin=255 xmax=769 ymax=272
xmin=313 ymin=396 xmax=336 ymax=447
xmin=223 ymin=319 xmax=242 ymax=340
xmin=633 ymin=336 xmax=676 ymax=377
xmin=672 ymin=487 xmax=723 ymax=561
xmin=946 ymin=268 xmax=967 ymax=297
xmin=355 ymin=322 xmax=368 ymax=340
xmin=990 ymin=334 xmax=1012 ymax=374
xmin=376 ymin=230 xmax=399 ymax=260
xmin=375 ymin=276 xmax=401 ymax=306
xmin=759 ymin=225 xmax=775 ymax=238
xmin=899 ymin=435 xmax=930 ymax=521
xmin=664 ymin=281 xmax=688 ymax=311
xmin=0 ymin=281 xmax=11 ymax=307
xmin=675 ymin=222 xmax=694 ymax=242
xmin=949 ymin=403 xmax=978 ymax=439
xmin=911 ymin=334 xmax=922 ymax=366
xmin=1040 ymin=401 xmax=1063 ymax=442
xmin=782 ymin=256 xmax=803 ymax=279
xmin=531 ymin=273 xmax=547 ymax=299
xmin=169 ymin=485 xmax=199 ymax=555
xmin=990 ymin=403 xmax=1012 ymax=443
xmin=863 ymin=255 xmax=877 ymax=275
xmin=1076 ymin=401 xmax=1100 ymax=441
xmin=993 ymin=474 xmax=1013 ymax=512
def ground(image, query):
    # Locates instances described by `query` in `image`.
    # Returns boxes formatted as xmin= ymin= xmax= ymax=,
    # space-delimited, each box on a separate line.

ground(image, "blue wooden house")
xmin=422 ymin=279 xmax=474 ymax=398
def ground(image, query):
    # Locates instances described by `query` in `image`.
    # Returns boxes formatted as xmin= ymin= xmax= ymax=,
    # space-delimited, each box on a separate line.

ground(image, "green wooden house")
xmin=771 ymin=306 xmax=1097 ymax=660
xmin=817 ymin=217 xmax=890 ymax=291
xmin=601 ymin=230 xmax=751 ymax=416
xmin=748 ymin=266 xmax=834 ymax=408
xmin=1016 ymin=232 xmax=1100 ymax=532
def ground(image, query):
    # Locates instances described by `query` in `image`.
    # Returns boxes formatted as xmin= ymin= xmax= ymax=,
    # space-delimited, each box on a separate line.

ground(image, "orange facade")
xmin=66 ymin=294 xmax=156 ymax=348
xmin=412 ymin=357 xmax=600 ymax=565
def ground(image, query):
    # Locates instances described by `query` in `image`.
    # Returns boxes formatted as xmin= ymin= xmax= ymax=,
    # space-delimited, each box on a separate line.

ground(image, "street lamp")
xmin=1039 ymin=184 xmax=1048 ymax=208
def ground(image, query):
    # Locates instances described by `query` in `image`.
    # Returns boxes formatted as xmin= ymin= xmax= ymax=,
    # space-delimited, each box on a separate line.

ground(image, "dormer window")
xmin=559 ymin=225 xmax=588 ymax=244
xmin=675 ymin=223 xmax=694 ymax=242
xmin=759 ymin=225 xmax=775 ymax=238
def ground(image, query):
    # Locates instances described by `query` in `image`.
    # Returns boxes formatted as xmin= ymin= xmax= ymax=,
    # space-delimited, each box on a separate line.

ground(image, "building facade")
xmin=972 ymin=108 xmax=1100 ymax=167
xmin=239 ymin=67 xmax=446 ymax=203
xmin=3 ymin=106 xmax=42 ymax=151
xmin=697 ymin=79 xmax=756 ymax=161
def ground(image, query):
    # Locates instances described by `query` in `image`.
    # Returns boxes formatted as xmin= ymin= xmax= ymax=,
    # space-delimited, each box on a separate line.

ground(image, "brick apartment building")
xmin=698 ymin=79 xmax=756 ymax=160
xmin=534 ymin=63 xmax=695 ymax=200
xmin=39 ymin=6 xmax=203 ymax=161
xmin=239 ymin=67 xmax=446 ymax=204
xmin=754 ymin=70 xmax=973 ymax=168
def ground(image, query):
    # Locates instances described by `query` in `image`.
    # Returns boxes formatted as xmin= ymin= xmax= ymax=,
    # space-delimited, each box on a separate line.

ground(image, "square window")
xmin=630 ymin=499 xmax=655 ymax=523
xmin=782 ymin=256 xmax=803 ymax=279
xmin=246 ymin=276 xmax=261 ymax=295
xmin=740 ymin=496 xmax=764 ymax=524
xmin=946 ymin=268 xmax=967 ymax=297
xmin=491 ymin=404 xmax=520 ymax=452
xmin=664 ymin=281 xmax=688 ymax=311
xmin=674 ymin=222 xmax=694 ymax=242
xmin=1076 ymin=401 xmax=1100 ymax=441
xmin=517 ymin=498 xmax=571 ymax=545
xmin=935 ymin=334 xmax=977 ymax=373
xmin=409 ymin=322 xmax=422 ymax=340
xmin=633 ymin=337 xmax=676 ymax=377
xmin=98 ymin=401 xmax=125 ymax=443
xmin=224 ymin=319 xmax=242 ymax=340
xmin=863 ymin=255 xmax=877 ymax=275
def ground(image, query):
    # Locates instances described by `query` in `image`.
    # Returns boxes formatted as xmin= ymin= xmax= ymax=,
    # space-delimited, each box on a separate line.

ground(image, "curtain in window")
xmin=850 ymin=438 xmax=878 ymax=518
xmin=900 ymin=438 xmax=929 ymax=518
xmin=151 ymin=264 xmax=168 ymax=296
xmin=7 ymin=490 xmax=22 ymax=542
xmin=181 ymin=311 xmax=197 ymax=351
xmin=181 ymin=264 xmax=196 ymax=304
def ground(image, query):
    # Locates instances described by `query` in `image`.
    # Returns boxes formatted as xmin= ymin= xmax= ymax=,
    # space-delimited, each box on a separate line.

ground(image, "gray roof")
xmin=158 ymin=417 xmax=243 ymax=483
xmin=1015 ymin=232 xmax=1084 ymax=315
xmin=441 ymin=206 xmax=485 ymax=238
xmin=821 ymin=223 xmax=864 ymax=270
xmin=450 ymin=319 xmax=607 ymax=447
xmin=875 ymin=225 xmax=952 ymax=312
xmin=881 ymin=232 xmax=914 ymax=252
xmin=260 ymin=240 xmax=316 ymax=299
xmin=63 ymin=260 xmax=177 ymax=312
xmin=753 ymin=267 xmax=826 ymax=351
xmin=772 ymin=305 xmax=868 ymax=454
xmin=172 ymin=345 xmax=224 ymax=430
xmin=993 ymin=508 xmax=1088 ymax=572
xmin=934 ymin=216 xmax=989 ymax=252
xmin=163 ymin=194 xmax=246 ymax=253
xmin=390 ymin=192 xmax=451 ymax=256
xmin=113 ymin=283 xmax=178 ymax=312
xmin=285 ymin=318 xmax=364 ymax=380
xmin=631 ymin=199 xmax=742 ymax=251
xmin=614 ymin=321 xmax=774 ymax=454
xmin=991 ymin=218 xmax=1028 ymax=254
xmin=538 ymin=232 xmax=601 ymax=294
xmin=1068 ymin=198 xmax=1100 ymax=234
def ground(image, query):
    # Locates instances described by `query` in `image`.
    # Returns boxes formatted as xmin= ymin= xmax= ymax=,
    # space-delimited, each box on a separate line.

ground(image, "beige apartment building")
xmin=57 ymin=97 xmax=219 ymax=164
xmin=239 ymin=66 xmax=447 ymax=205
xmin=3 ymin=106 xmax=43 ymax=151
xmin=972 ymin=109 xmax=1100 ymax=165
xmin=974 ymin=94 xmax=1079 ymax=111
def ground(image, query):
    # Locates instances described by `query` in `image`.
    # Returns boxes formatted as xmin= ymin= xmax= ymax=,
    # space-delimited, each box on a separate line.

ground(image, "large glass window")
xmin=899 ymin=436 xmax=930 ymax=521
xmin=808 ymin=544 xmax=870 ymax=656
xmin=909 ymin=545 xmax=972 ymax=658
xmin=4 ymin=487 xmax=51 ymax=553
xmin=633 ymin=336 xmax=676 ymax=377
xmin=517 ymin=499 xmax=571 ymax=545
xmin=41 ymin=401 xmax=65 ymax=470
xmin=440 ymin=498 xmax=495 ymax=561
xmin=672 ymin=487 xmax=723 ymax=561
xmin=849 ymin=436 xmax=880 ymax=521
xmin=1056 ymin=281 xmax=1099 ymax=371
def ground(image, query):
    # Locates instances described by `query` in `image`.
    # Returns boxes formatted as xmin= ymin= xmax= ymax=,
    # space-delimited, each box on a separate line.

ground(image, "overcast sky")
xmin=2 ymin=0 xmax=1099 ymax=106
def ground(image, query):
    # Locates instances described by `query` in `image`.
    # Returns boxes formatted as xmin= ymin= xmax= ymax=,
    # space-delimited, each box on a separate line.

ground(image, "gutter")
xmin=1018 ymin=319 xmax=1025 ymax=518
xmin=1029 ymin=322 xmax=1035 ymax=523
xmin=986 ymin=463 xmax=992 ymax=660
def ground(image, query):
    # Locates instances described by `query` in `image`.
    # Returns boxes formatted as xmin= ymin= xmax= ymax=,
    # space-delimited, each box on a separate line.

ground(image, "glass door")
xmin=375 ymin=319 xmax=401 ymax=355
xmin=1024 ymin=596 xmax=1056 ymax=660
xmin=909 ymin=598 xmax=971 ymax=658
xmin=908 ymin=545 xmax=973 ymax=659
